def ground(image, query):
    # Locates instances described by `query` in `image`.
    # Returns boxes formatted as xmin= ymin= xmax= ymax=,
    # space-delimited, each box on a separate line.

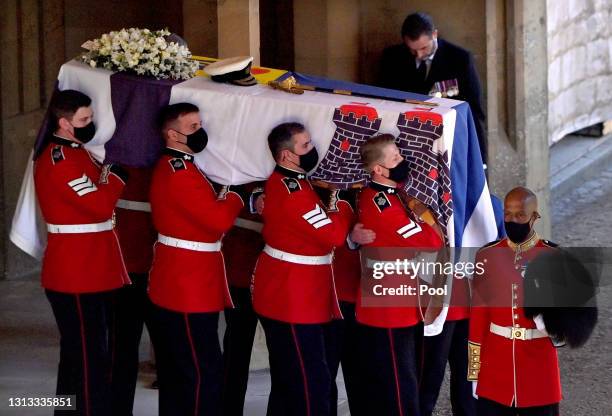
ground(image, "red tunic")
xmin=222 ymin=182 xmax=265 ymax=289
xmin=445 ymin=279 xmax=471 ymax=321
xmin=148 ymin=147 xmax=243 ymax=313
xmin=114 ymin=167 xmax=156 ymax=274
xmin=356 ymin=181 xmax=444 ymax=328
xmin=34 ymin=135 xmax=129 ymax=293
xmin=251 ymin=165 xmax=353 ymax=324
xmin=469 ymin=237 xmax=562 ymax=407
xmin=332 ymin=211 xmax=361 ymax=304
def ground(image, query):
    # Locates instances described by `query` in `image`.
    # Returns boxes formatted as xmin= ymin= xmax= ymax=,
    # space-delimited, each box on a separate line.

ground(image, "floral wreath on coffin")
xmin=80 ymin=28 xmax=198 ymax=80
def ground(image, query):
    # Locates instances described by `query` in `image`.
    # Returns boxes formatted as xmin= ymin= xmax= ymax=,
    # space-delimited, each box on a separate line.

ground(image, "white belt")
xmin=263 ymin=245 xmax=332 ymax=265
xmin=158 ymin=233 xmax=221 ymax=252
xmin=489 ymin=322 xmax=548 ymax=341
xmin=116 ymin=199 xmax=151 ymax=212
xmin=47 ymin=219 xmax=114 ymax=234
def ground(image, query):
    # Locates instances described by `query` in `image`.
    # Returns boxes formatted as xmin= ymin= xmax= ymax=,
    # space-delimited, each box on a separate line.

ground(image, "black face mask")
xmin=504 ymin=220 xmax=533 ymax=244
xmin=175 ymin=127 xmax=208 ymax=153
xmin=72 ymin=122 xmax=96 ymax=143
xmin=382 ymin=159 xmax=410 ymax=183
xmin=298 ymin=147 xmax=319 ymax=172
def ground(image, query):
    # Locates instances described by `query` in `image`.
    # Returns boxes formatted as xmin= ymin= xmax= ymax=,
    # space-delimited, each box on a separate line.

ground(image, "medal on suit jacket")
xmin=429 ymin=78 xmax=459 ymax=98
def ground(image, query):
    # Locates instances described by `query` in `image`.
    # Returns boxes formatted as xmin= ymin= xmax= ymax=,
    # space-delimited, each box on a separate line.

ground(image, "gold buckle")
xmin=511 ymin=328 xmax=526 ymax=340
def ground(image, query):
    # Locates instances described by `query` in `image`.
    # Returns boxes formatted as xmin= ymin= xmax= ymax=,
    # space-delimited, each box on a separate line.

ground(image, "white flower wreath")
xmin=80 ymin=28 xmax=199 ymax=80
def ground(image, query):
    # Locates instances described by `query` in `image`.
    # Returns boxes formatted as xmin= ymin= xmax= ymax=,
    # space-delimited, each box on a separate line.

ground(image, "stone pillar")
xmin=217 ymin=0 xmax=260 ymax=64
xmin=64 ymin=0 xmax=183 ymax=58
xmin=547 ymin=0 xmax=612 ymax=144
xmin=293 ymin=0 xmax=360 ymax=80
xmin=486 ymin=0 xmax=550 ymax=236
xmin=183 ymin=0 xmax=219 ymax=57
xmin=1 ymin=0 xmax=66 ymax=279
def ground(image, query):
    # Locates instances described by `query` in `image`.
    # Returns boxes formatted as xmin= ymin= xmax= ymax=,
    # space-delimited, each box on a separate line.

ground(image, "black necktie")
xmin=417 ymin=60 xmax=427 ymax=82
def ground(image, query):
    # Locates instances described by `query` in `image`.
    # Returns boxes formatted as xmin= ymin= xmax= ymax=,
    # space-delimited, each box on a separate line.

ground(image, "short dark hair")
xmin=267 ymin=122 xmax=305 ymax=160
xmin=49 ymin=90 xmax=92 ymax=128
xmin=158 ymin=102 xmax=200 ymax=133
xmin=401 ymin=12 xmax=435 ymax=40
xmin=360 ymin=133 xmax=396 ymax=172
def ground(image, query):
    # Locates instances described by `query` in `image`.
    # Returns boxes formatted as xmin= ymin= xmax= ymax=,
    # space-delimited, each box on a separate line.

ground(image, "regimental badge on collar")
xmin=282 ymin=177 xmax=302 ymax=193
xmin=374 ymin=191 xmax=391 ymax=212
xmin=51 ymin=145 xmax=65 ymax=164
xmin=169 ymin=158 xmax=187 ymax=172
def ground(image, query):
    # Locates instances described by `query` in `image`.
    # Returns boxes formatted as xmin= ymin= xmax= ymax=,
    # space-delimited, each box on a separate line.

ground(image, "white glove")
xmin=472 ymin=381 xmax=478 ymax=399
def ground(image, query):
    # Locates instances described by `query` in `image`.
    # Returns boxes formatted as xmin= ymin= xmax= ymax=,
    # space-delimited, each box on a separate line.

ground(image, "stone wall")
xmin=1 ymin=0 xmax=65 ymax=279
xmin=547 ymin=0 xmax=612 ymax=143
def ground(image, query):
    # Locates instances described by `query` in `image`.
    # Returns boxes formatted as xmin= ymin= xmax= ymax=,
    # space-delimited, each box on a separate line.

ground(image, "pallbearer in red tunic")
xmin=313 ymin=187 xmax=369 ymax=416
xmin=34 ymin=90 xmax=129 ymax=416
xmin=148 ymin=103 xmax=246 ymax=416
xmin=251 ymin=122 xmax=353 ymax=416
xmin=111 ymin=166 xmax=159 ymax=415
xmin=220 ymin=183 xmax=265 ymax=416
xmin=469 ymin=187 xmax=561 ymax=416
xmin=356 ymin=134 xmax=443 ymax=416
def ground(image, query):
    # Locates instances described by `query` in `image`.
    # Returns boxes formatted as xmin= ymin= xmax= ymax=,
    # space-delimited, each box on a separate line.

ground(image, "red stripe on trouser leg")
xmin=109 ymin=301 xmax=116 ymax=384
xmin=388 ymin=329 xmax=404 ymax=416
xmin=184 ymin=314 xmax=201 ymax=416
xmin=76 ymin=295 xmax=90 ymax=416
xmin=291 ymin=325 xmax=311 ymax=416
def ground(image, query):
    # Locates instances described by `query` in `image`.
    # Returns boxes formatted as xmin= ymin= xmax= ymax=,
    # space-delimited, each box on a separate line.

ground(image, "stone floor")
xmin=0 ymin=278 xmax=348 ymax=416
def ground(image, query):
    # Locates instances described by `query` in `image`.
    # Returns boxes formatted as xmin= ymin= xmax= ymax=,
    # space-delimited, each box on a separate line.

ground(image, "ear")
xmin=280 ymin=148 xmax=296 ymax=163
xmin=166 ymin=129 xmax=179 ymax=142
xmin=371 ymin=164 xmax=383 ymax=176
xmin=58 ymin=117 xmax=72 ymax=132
xmin=432 ymin=29 xmax=438 ymax=39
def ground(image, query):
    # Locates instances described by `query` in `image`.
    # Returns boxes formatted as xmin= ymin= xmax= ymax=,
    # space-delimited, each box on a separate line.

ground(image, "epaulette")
xmin=51 ymin=145 xmax=65 ymax=165
xmin=169 ymin=158 xmax=187 ymax=172
xmin=478 ymin=239 xmax=503 ymax=253
xmin=482 ymin=239 xmax=502 ymax=248
xmin=373 ymin=191 xmax=391 ymax=212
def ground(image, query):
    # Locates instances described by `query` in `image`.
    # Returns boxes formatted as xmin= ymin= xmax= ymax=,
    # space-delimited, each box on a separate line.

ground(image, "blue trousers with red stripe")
xmin=325 ymin=301 xmax=367 ymax=416
xmin=419 ymin=319 xmax=475 ymax=416
xmin=261 ymin=316 xmax=334 ymax=416
xmin=110 ymin=272 xmax=159 ymax=416
xmin=357 ymin=323 xmax=421 ymax=416
xmin=152 ymin=305 xmax=223 ymax=416
xmin=221 ymin=286 xmax=259 ymax=416
xmin=46 ymin=289 xmax=115 ymax=416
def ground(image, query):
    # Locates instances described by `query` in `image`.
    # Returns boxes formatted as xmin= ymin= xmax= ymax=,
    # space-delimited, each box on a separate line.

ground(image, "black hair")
xmin=267 ymin=122 xmax=305 ymax=160
xmin=49 ymin=89 xmax=92 ymax=128
xmin=158 ymin=102 xmax=200 ymax=132
xmin=401 ymin=12 xmax=435 ymax=40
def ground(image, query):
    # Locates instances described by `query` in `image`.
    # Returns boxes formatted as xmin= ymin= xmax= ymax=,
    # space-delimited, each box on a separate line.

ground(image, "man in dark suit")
xmin=379 ymin=12 xmax=487 ymax=167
